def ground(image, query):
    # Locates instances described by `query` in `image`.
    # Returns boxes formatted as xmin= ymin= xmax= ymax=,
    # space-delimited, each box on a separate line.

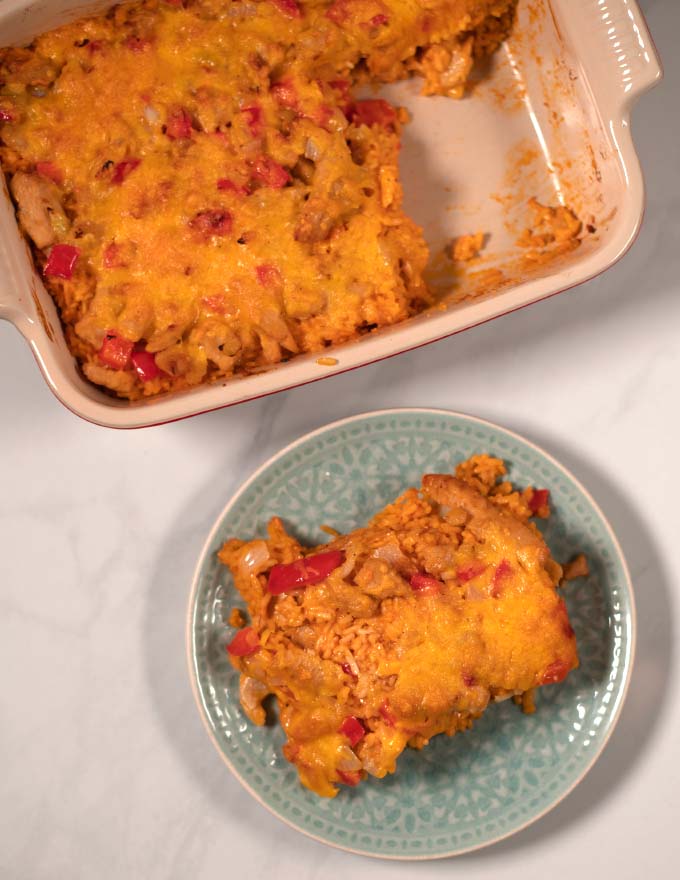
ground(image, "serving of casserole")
xmin=218 ymin=454 xmax=581 ymax=798
xmin=0 ymin=0 xmax=661 ymax=426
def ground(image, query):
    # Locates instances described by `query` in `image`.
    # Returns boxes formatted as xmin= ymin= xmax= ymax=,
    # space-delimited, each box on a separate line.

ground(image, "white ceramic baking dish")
xmin=0 ymin=0 xmax=661 ymax=428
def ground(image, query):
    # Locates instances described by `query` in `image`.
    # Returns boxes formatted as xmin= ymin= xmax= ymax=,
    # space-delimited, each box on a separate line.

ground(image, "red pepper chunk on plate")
xmin=267 ymin=550 xmax=344 ymax=594
xmin=339 ymin=716 xmax=365 ymax=747
xmin=539 ymin=658 xmax=571 ymax=686
xmin=336 ymin=770 xmax=361 ymax=786
xmin=410 ymin=572 xmax=442 ymax=595
xmin=529 ymin=488 xmax=550 ymax=515
xmin=227 ymin=627 xmax=260 ymax=657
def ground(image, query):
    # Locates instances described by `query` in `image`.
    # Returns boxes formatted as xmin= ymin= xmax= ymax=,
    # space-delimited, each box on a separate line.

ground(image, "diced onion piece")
xmin=238 ymin=540 xmax=271 ymax=578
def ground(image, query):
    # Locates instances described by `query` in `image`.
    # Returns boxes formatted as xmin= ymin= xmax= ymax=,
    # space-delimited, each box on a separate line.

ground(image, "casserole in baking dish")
xmin=0 ymin=0 xmax=516 ymax=401
xmin=0 ymin=0 xmax=661 ymax=426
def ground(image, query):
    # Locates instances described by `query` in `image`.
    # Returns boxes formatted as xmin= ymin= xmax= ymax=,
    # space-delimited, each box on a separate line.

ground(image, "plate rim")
xmin=186 ymin=407 xmax=636 ymax=859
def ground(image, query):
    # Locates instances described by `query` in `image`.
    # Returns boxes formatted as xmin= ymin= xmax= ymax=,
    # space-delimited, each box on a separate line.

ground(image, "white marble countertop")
xmin=1 ymin=1 xmax=677 ymax=876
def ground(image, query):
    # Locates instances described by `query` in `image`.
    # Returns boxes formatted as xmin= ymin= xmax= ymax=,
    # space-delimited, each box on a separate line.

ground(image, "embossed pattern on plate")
xmin=188 ymin=409 xmax=634 ymax=858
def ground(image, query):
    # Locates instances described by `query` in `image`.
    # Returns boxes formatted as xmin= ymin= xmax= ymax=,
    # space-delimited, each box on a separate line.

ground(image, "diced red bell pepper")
xmin=369 ymin=13 xmax=389 ymax=26
xmin=44 ymin=244 xmax=80 ymax=279
xmin=216 ymin=178 xmax=249 ymax=196
xmin=379 ymin=700 xmax=396 ymax=727
xmin=165 ymin=107 xmax=193 ymax=140
xmin=0 ymin=107 xmax=16 ymax=122
xmin=36 ymin=162 xmax=63 ymax=185
xmin=250 ymin=156 xmax=291 ymax=189
xmin=111 ymin=159 xmax=141 ymax=185
xmin=307 ymin=103 xmax=333 ymax=129
xmin=339 ymin=716 xmax=365 ymax=747
xmin=328 ymin=79 xmax=350 ymax=98
xmin=271 ymin=0 xmax=301 ymax=19
xmin=267 ymin=550 xmax=344 ymax=595
xmin=462 ymin=671 xmax=476 ymax=687
xmin=87 ymin=40 xmax=104 ymax=54
xmin=341 ymin=662 xmax=357 ymax=678
xmin=325 ymin=0 xmax=350 ymax=24
xmin=457 ymin=561 xmax=487 ymax=583
xmin=337 ymin=770 xmax=361 ymax=786
xmin=200 ymin=293 xmax=226 ymax=313
xmin=131 ymin=349 xmax=162 ymax=382
xmin=98 ymin=331 xmax=133 ymax=370
xmin=270 ymin=80 xmax=299 ymax=109
xmin=241 ymin=105 xmax=263 ymax=138
xmin=491 ymin=559 xmax=512 ymax=597
xmin=327 ymin=80 xmax=352 ymax=115
xmin=349 ymin=99 xmax=397 ymax=129
xmin=410 ymin=572 xmax=442 ymax=595
xmin=255 ymin=264 xmax=282 ymax=287
xmin=554 ymin=597 xmax=575 ymax=639
xmin=102 ymin=242 xmax=125 ymax=269
xmin=529 ymin=488 xmax=550 ymax=514
xmin=226 ymin=626 xmax=260 ymax=657
xmin=125 ymin=36 xmax=151 ymax=53
xmin=189 ymin=209 xmax=233 ymax=237
xmin=539 ymin=658 xmax=571 ymax=686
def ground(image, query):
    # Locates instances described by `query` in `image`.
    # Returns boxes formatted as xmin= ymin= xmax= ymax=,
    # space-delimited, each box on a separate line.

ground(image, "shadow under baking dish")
xmin=187 ymin=409 xmax=635 ymax=859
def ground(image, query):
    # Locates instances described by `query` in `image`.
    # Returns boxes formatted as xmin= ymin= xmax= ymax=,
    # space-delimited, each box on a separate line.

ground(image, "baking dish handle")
xmin=0 ymin=236 xmax=32 ymax=333
xmin=557 ymin=0 xmax=662 ymax=114
xmin=0 ymin=174 xmax=39 ymax=334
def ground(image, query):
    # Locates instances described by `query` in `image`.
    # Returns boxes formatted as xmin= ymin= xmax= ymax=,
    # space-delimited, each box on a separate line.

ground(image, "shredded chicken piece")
xmin=9 ymin=172 xmax=68 ymax=249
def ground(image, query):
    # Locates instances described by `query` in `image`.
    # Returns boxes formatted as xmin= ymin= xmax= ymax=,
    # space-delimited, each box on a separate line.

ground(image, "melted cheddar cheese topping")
xmin=219 ymin=455 xmax=579 ymax=797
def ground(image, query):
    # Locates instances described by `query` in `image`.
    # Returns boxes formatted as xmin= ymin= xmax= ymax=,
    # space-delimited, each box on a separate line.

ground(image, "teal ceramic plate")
xmin=187 ymin=409 xmax=634 ymax=859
